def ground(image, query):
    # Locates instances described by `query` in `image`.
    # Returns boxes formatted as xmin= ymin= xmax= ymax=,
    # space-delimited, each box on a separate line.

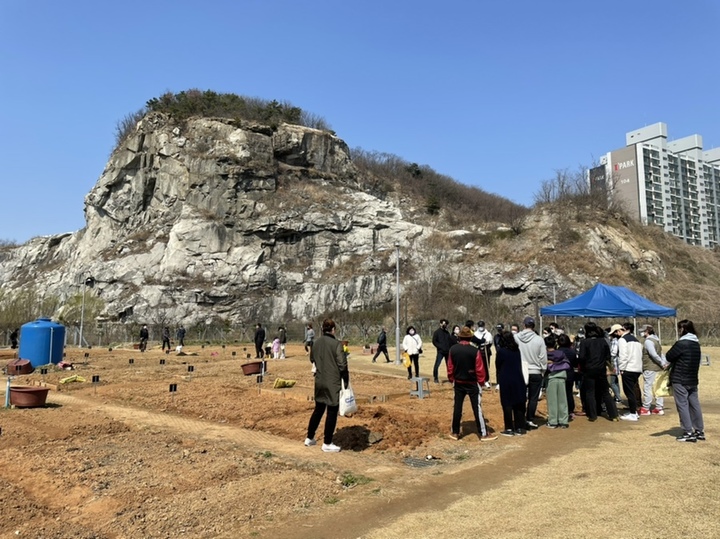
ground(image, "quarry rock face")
xmin=0 ymin=113 xmax=654 ymax=328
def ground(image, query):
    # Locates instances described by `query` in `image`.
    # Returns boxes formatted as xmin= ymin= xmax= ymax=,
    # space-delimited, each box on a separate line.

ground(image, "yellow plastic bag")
xmin=653 ymin=369 xmax=673 ymax=397
xmin=402 ymin=352 xmax=411 ymax=368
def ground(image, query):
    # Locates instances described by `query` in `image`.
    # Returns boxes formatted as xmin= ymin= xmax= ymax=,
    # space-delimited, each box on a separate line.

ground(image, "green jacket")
xmin=311 ymin=333 xmax=349 ymax=406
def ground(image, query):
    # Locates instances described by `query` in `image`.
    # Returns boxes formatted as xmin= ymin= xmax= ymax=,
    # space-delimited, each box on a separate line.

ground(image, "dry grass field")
xmin=0 ymin=342 xmax=717 ymax=538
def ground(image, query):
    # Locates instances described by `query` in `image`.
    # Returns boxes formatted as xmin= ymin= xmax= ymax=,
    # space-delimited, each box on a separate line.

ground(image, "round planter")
xmin=241 ymin=361 xmax=266 ymax=376
xmin=10 ymin=386 xmax=50 ymax=408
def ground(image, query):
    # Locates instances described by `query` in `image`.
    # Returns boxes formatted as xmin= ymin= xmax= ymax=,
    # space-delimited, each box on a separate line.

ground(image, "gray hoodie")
xmin=514 ymin=329 xmax=547 ymax=377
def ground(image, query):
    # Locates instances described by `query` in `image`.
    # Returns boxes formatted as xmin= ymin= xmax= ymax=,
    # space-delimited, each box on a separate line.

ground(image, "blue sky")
xmin=1 ymin=0 xmax=718 ymax=243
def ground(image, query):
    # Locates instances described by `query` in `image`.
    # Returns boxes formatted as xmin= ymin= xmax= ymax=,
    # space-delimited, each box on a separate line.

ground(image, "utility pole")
xmin=395 ymin=243 xmax=401 ymax=365
xmin=79 ymin=276 xmax=95 ymax=347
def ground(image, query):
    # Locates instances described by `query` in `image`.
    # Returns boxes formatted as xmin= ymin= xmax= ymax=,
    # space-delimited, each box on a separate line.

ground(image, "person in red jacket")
xmin=447 ymin=326 xmax=498 ymax=441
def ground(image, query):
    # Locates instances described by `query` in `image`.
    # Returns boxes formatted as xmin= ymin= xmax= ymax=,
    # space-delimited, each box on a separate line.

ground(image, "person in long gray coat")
xmin=305 ymin=318 xmax=349 ymax=452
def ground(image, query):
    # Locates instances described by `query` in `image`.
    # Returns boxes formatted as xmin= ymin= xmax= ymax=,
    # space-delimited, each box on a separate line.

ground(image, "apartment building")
xmin=592 ymin=122 xmax=720 ymax=247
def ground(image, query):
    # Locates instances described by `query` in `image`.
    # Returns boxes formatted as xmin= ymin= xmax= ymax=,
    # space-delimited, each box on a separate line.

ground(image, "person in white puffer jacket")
xmin=616 ymin=322 xmax=643 ymax=421
xmin=402 ymin=326 xmax=423 ymax=380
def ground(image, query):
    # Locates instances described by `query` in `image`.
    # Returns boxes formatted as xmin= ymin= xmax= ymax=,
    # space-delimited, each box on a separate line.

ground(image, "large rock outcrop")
xmin=0 ymin=113 xmax=672 ymax=329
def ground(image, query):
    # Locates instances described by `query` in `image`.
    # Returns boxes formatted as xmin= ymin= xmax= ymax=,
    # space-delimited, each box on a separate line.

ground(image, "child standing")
xmin=272 ymin=337 xmax=281 ymax=359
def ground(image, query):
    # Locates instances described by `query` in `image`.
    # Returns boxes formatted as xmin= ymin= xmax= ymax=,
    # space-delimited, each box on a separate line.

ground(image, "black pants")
xmin=306 ymin=402 xmax=339 ymax=445
xmin=162 ymin=337 xmax=171 ymax=351
xmin=565 ymin=370 xmax=576 ymax=415
xmin=407 ymin=354 xmax=419 ymax=378
xmin=502 ymin=402 xmax=526 ymax=431
xmin=526 ymin=373 xmax=543 ymax=421
xmin=621 ymin=371 xmax=641 ymax=414
xmin=372 ymin=344 xmax=389 ymax=362
xmin=583 ymin=370 xmax=617 ymax=420
xmin=255 ymin=342 xmax=264 ymax=358
xmin=139 ymin=338 xmax=148 ymax=352
xmin=433 ymin=350 xmax=448 ymax=380
xmin=452 ymin=383 xmax=486 ymax=436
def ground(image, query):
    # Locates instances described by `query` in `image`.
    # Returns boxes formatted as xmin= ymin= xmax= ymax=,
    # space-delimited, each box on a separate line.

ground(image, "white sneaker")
xmin=321 ymin=443 xmax=341 ymax=452
xmin=620 ymin=413 xmax=639 ymax=422
xmin=304 ymin=438 xmax=317 ymax=446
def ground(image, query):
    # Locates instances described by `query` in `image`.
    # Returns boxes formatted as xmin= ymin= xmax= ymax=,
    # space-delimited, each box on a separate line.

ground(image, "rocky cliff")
xmin=1 ymin=112 xmax=715 ymax=333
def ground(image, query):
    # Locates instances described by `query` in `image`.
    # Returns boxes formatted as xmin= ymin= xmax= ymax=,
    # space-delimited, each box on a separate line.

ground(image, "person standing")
xmin=474 ymin=321 xmax=494 ymax=388
xmin=578 ymin=322 xmax=618 ymax=422
xmin=617 ymin=323 xmax=643 ymax=421
xmin=304 ymin=318 xmax=349 ymax=452
xmin=176 ymin=325 xmax=186 ymax=347
xmin=493 ymin=324 xmax=504 ymax=352
xmin=496 ymin=331 xmax=527 ymax=436
xmin=254 ymin=323 xmax=266 ymax=359
xmin=278 ymin=326 xmax=287 ymax=359
xmin=447 ymin=326 xmax=497 ymax=441
xmin=432 ymin=319 xmax=452 ymax=384
xmin=9 ymin=328 xmax=19 ymax=349
xmin=161 ymin=326 xmax=171 ymax=351
xmin=639 ymin=324 xmax=665 ymax=415
xmin=607 ymin=326 xmax=623 ymax=403
xmin=514 ymin=316 xmax=547 ymax=429
xmin=450 ymin=325 xmax=460 ymax=345
xmin=139 ymin=324 xmax=149 ymax=352
xmin=402 ymin=326 xmax=423 ymax=380
xmin=304 ymin=323 xmax=315 ymax=355
xmin=372 ymin=326 xmax=390 ymax=363
xmin=545 ymin=335 xmax=571 ymax=429
xmin=556 ymin=333 xmax=579 ymax=419
xmin=666 ymin=319 xmax=705 ymax=442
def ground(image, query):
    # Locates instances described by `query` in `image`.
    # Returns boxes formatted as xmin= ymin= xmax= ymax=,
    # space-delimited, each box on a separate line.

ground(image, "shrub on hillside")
xmin=350 ymin=148 xmax=529 ymax=227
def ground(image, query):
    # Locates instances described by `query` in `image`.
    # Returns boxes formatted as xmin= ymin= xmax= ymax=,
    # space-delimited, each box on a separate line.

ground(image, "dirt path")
xmin=47 ymin=391 xmax=400 ymax=475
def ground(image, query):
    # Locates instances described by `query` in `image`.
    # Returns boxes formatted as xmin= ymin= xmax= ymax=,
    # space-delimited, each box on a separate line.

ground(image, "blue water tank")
xmin=18 ymin=318 xmax=66 ymax=367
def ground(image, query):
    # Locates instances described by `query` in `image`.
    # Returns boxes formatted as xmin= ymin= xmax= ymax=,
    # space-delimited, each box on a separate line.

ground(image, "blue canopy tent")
xmin=540 ymin=283 xmax=677 ymax=339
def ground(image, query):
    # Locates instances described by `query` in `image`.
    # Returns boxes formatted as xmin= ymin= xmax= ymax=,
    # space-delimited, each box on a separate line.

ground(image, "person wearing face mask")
xmin=432 ymin=319 xmax=452 ymax=384
xmin=402 ymin=326 xmax=423 ymax=380
xmin=450 ymin=325 xmax=461 ymax=345
xmin=510 ymin=324 xmax=520 ymax=335
xmin=474 ymin=321 xmax=494 ymax=389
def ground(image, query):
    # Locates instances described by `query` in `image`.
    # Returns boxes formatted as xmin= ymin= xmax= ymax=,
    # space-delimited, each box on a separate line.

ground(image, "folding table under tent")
xmin=539 ymin=283 xmax=677 ymax=339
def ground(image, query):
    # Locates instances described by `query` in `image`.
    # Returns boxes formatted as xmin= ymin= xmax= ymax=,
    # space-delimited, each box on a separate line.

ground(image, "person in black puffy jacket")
xmin=665 ymin=319 xmax=705 ymax=442
xmin=577 ymin=322 xmax=618 ymax=422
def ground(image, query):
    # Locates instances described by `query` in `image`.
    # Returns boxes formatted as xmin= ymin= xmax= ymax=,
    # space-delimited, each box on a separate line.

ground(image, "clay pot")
xmin=10 ymin=386 xmax=50 ymax=407
xmin=6 ymin=359 xmax=34 ymax=375
xmin=241 ymin=361 xmax=266 ymax=376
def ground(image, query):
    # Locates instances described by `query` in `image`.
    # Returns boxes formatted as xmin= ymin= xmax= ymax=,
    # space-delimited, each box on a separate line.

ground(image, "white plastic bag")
xmin=339 ymin=380 xmax=357 ymax=416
